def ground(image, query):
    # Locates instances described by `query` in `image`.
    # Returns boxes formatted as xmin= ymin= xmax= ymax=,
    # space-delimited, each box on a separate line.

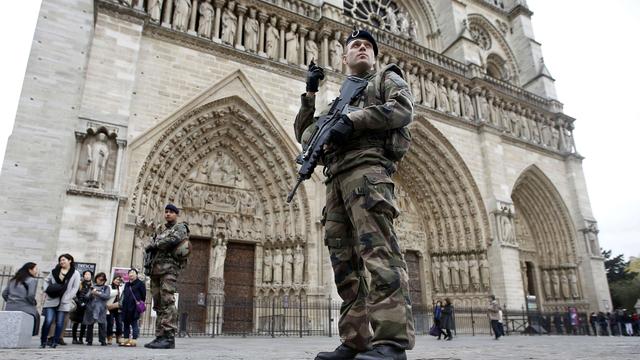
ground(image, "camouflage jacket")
xmin=149 ymin=221 xmax=189 ymax=275
xmin=294 ymin=65 xmax=414 ymax=178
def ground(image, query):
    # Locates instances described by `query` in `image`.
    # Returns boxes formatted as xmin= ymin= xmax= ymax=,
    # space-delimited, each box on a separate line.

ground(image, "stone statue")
xmin=408 ymin=66 xmax=422 ymax=104
xmin=86 ymin=133 xmax=110 ymax=189
xmin=568 ymin=270 xmax=579 ymax=298
xmin=543 ymin=270 xmax=552 ymax=299
xmin=462 ymin=86 xmax=475 ymax=120
xmin=283 ymin=248 xmax=294 ymax=285
xmin=562 ymin=126 xmax=576 ymax=153
xmin=220 ymin=0 xmax=237 ymax=45
xmin=450 ymin=256 xmax=460 ymax=291
xmin=329 ymin=31 xmax=343 ymax=71
xmin=273 ymin=248 xmax=283 ymax=284
xmin=431 ymin=258 xmax=441 ymax=291
xmin=521 ymin=262 xmax=529 ymax=295
xmin=541 ymin=120 xmax=552 ymax=146
xmin=148 ymin=0 xmax=163 ymax=22
xmin=409 ymin=19 xmax=418 ymax=41
xmin=449 ymin=82 xmax=461 ymax=116
xmin=266 ymin=16 xmax=279 ymax=60
xmin=478 ymin=90 xmax=490 ymax=121
xmin=244 ymin=8 xmax=259 ymax=52
xmin=437 ymin=77 xmax=450 ymax=113
xmin=285 ymin=23 xmax=299 ymax=64
xmin=560 ymin=271 xmax=570 ymax=299
xmin=211 ymin=238 xmax=227 ymax=278
xmin=459 ymin=256 xmax=469 ymax=292
xmin=500 ymin=215 xmax=515 ymax=244
xmin=293 ymin=245 xmax=304 ymax=284
xmin=196 ymin=159 xmax=211 ymax=182
xmin=386 ymin=9 xmax=398 ymax=33
xmin=305 ymin=30 xmax=319 ymax=64
xmin=263 ymin=249 xmax=273 ymax=282
xmin=398 ymin=10 xmax=409 ymax=34
xmin=530 ymin=117 xmax=541 ymax=143
xmin=424 ymin=71 xmax=437 ymax=108
xmin=198 ymin=0 xmax=214 ymax=38
xmin=441 ymin=256 xmax=451 ymax=291
xmin=551 ymin=270 xmax=560 ymax=299
xmin=479 ymin=254 xmax=490 ymax=289
xmin=550 ymin=126 xmax=560 ymax=150
xmin=172 ymin=0 xmax=192 ymax=32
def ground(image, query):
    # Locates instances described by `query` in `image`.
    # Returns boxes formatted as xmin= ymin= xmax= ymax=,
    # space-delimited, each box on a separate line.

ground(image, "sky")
xmin=0 ymin=1 xmax=638 ymax=259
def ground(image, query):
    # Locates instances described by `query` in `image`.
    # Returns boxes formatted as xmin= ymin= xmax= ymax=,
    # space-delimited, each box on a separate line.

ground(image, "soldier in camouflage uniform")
xmin=143 ymin=204 xmax=190 ymax=349
xmin=294 ymin=30 xmax=415 ymax=360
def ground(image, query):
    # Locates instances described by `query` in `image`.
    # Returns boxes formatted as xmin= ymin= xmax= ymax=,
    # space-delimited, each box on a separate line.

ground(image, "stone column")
xmin=418 ymin=69 xmax=426 ymax=105
xmin=188 ymin=0 xmax=198 ymax=35
xmin=257 ymin=12 xmax=268 ymax=57
xmin=298 ymin=27 xmax=308 ymax=68
xmin=235 ymin=4 xmax=247 ymax=50
xmin=278 ymin=19 xmax=288 ymax=63
xmin=135 ymin=0 xmax=144 ymax=11
xmin=320 ymin=29 xmax=330 ymax=68
xmin=470 ymin=87 xmax=482 ymax=123
xmin=162 ymin=0 xmax=174 ymax=28
xmin=213 ymin=0 xmax=225 ymax=43
xmin=71 ymin=133 xmax=86 ymax=186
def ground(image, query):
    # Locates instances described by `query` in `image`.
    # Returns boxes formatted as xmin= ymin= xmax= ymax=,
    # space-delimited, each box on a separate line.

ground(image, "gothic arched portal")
xmin=512 ymin=166 xmax=584 ymax=310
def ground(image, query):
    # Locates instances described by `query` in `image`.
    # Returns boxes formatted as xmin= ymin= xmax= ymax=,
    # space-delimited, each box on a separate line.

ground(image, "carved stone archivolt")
xmin=129 ymin=97 xmax=312 ymax=281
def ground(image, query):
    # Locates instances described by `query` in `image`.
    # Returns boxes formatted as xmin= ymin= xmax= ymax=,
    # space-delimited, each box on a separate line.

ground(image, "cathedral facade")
xmin=0 ymin=0 xmax=611 ymax=322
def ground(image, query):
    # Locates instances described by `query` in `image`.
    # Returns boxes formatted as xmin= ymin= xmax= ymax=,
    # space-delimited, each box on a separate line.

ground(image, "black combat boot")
xmin=315 ymin=344 xmax=360 ymax=360
xmin=354 ymin=345 xmax=406 ymax=360
xmin=144 ymin=336 xmax=175 ymax=349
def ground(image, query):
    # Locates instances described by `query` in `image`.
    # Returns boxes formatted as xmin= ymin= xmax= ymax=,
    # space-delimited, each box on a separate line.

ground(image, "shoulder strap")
xmin=367 ymin=64 xmax=405 ymax=105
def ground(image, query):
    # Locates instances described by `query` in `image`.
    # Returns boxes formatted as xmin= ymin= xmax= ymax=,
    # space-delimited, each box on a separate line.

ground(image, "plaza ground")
xmin=1 ymin=334 xmax=639 ymax=359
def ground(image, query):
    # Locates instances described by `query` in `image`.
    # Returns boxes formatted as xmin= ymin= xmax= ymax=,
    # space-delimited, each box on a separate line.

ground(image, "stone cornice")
xmin=67 ymin=186 xmax=125 ymax=201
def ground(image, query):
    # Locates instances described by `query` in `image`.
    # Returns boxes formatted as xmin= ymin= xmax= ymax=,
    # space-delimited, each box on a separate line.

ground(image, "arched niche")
xmin=129 ymin=96 xmax=312 ymax=272
xmin=467 ymin=14 xmax=520 ymax=84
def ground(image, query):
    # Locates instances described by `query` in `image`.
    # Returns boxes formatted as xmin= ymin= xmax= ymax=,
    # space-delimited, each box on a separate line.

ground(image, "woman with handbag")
xmin=432 ymin=300 xmax=447 ymax=340
xmin=40 ymin=254 xmax=80 ymax=348
xmin=1 ymin=262 xmax=40 ymax=336
xmin=70 ymin=270 xmax=93 ymax=344
xmin=120 ymin=268 xmax=146 ymax=347
xmin=441 ymin=298 xmax=454 ymax=341
xmin=82 ymin=272 xmax=110 ymax=345
xmin=105 ymin=275 xmax=124 ymax=345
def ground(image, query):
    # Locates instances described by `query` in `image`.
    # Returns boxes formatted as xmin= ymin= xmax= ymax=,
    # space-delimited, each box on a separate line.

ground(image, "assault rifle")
xmin=287 ymin=76 xmax=369 ymax=203
xmin=143 ymin=236 xmax=157 ymax=276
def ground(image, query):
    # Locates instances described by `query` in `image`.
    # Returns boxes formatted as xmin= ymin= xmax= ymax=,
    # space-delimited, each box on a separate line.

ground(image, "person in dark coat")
xmin=433 ymin=300 xmax=447 ymax=340
xmin=83 ymin=272 xmax=110 ymax=346
xmin=441 ymin=298 xmax=454 ymax=340
xmin=120 ymin=269 xmax=146 ymax=347
xmin=2 ymin=262 xmax=40 ymax=335
xmin=70 ymin=270 xmax=93 ymax=344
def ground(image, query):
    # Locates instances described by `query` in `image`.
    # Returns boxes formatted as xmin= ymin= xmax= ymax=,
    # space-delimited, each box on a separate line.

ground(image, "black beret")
xmin=345 ymin=29 xmax=378 ymax=56
xmin=165 ymin=203 xmax=179 ymax=214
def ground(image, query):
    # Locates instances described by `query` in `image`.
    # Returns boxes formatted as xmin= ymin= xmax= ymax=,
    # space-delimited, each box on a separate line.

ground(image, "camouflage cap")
xmin=345 ymin=28 xmax=378 ymax=56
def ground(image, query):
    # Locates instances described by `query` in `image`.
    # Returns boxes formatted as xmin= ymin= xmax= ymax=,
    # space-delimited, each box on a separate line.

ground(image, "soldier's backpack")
xmin=366 ymin=64 xmax=412 ymax=162
xmin=172 ymin=222 xmax=192 ymax=263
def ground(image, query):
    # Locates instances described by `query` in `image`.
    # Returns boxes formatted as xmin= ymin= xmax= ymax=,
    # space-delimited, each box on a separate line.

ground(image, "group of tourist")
xmin=431 ymin=298 xmax=455 ymax=340
xmin=589 ymin=310 xmax=640 ymax=336
xmin=1 ymin=255 xmax=146 ymax=348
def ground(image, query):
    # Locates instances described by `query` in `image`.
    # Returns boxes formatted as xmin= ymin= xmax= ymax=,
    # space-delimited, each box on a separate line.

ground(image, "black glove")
xmin=328 ymin=114 xmax=354 ymax=145
xmin=306 ymin=61 xmax=325 ymax=93
xmin=145 ymin=243 xmax=157 ymax=252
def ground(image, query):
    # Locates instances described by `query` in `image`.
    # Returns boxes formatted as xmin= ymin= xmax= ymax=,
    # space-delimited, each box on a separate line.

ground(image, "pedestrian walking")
xmin=2 ymin=262 xmax=40 ymax=335
xmin=40 ymin=254 xmax=81 ymax=348
xmin=487 ymin=295 xmax=502 ymax=340
xmin=432 ymin=300 xmax=447 ymax=340
xmin=70 ymin=270 xmax=93 ymax=344
xmin=441 ymin=298 xmax=454 ymax=341
xmin=83 ymin=272 xmax=110 ymax=346
xmin=120 ymin=268 xmax=146 ymax=347
xmin=106 ymin=275 xmax=124 ymax=344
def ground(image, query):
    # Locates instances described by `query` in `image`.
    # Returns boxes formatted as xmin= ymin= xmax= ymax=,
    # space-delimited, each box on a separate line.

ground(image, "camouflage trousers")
xmin=324 ymin=164 xmax=415 ymax=351
xmin=150 ymin=272 xmax=178 ymax=338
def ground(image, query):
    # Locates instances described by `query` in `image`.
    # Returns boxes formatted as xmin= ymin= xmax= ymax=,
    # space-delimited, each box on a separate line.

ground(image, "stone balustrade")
xmin=102 ymin=0 xmax=577 ymax=155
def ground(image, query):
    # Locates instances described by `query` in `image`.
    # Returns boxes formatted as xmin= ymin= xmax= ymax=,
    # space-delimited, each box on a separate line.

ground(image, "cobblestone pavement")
xmin=1 ymin=335 xmax=639 ymax=359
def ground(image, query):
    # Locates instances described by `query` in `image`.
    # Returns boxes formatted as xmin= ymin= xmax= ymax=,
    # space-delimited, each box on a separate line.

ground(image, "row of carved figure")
xmin=262 ymin=246 xmax=305 ymax=286
xmin=180 ymin=183 xmax=258 ymax=215
xmin=431 ymin=253 xmax=491 ymax=293
xmin=402 ymin=68 xmax=576 ymax=153
xmin=538 ymin=268 xmax=580 ymax=301
xmin=179 ymin=209 xmax=264 ymax=241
